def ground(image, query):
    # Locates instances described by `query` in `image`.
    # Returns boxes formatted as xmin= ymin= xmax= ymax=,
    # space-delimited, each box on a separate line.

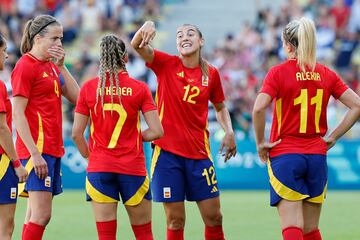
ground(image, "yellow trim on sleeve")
xmin=85 ymin=177 xmax=118 ymax=203
xmin=268 ymin=161 xmax=309 ymax=201
xmin=124 ymin=176 xmax=150 ymax=206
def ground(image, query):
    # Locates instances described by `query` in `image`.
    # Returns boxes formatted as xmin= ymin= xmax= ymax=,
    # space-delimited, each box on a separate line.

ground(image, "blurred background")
xmin=1 ymin=0 xmax=360 ymax=189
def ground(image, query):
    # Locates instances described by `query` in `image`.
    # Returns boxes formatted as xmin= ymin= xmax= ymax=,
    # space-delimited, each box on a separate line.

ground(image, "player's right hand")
xmin=14 ymin=165 xmax=28 ymax=183
xmin=139 ymin=21 xmax=156 ymax=48
xmin=32 ymin=153 xmax=48 ymax=180
xmin=256 ymin=139 xmax=281 ymax=162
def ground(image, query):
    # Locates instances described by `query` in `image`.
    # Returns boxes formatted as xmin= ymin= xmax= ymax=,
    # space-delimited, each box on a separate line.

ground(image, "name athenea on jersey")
xmin=97 ymin=86 xmax=133 ymax=96
xmin=296 ymin=71 xmax=321 ymax=81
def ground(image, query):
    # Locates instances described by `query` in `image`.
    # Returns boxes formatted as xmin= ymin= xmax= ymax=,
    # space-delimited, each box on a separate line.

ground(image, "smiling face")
xmin=176 ymin=25 xmax=204 ymax=57
xmin=0 ymin=40 xmax=8 ymax=71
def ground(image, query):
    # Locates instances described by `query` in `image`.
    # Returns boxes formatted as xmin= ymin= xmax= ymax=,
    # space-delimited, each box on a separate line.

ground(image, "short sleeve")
xmin=329 ymin=70 xmax=348 ymax=99
xmin=75 ymin=85 xmax=90 ymax=116
xmin=260 ymin=67 xmax=279 ymax=99
xmin=141 ymin=83 xmax=157 ymax=113
xmin=209 ymin=68 xmax=225 ymax=104
xmin=0 ymin=83 xmax=6 ymax=113
xmin=145 ymin=50 xmax=173 ymax=76
xmin=11 ymin=60 xmax=35 ymax=98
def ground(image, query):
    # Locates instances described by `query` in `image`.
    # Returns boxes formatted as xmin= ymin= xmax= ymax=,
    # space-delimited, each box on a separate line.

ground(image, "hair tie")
xmin=30 ymin=19 xmax=57 ymax=41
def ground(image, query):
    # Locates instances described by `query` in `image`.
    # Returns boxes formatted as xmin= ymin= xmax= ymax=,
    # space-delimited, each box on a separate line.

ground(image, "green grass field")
xmin=13 ymin=191 xmax=360 ymax=240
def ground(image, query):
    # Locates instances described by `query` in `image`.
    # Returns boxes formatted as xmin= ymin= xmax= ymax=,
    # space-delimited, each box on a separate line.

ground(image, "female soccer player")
xmin=11 ymin=15 xmax=79 ymax=240
xmin=0 ymin=33 xmax=28 ymax=240
xmin=72 ymin=34 xmax=163 ymax=240
xmin=131 ymin=21 xmax=236 ymax=240
xmin=253 ymin=17 xmax=360 ymax=240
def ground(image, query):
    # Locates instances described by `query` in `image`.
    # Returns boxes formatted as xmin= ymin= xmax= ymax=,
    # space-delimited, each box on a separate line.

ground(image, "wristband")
xmin=12 ymin=159 xmax=21 ymax=168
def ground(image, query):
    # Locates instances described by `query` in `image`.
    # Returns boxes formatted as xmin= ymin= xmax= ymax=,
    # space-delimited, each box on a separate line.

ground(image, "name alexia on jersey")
xmin=296 ymin=71 xmax=321 ymax=81
xmin=96 ymin=86 xmax=133 ymax=96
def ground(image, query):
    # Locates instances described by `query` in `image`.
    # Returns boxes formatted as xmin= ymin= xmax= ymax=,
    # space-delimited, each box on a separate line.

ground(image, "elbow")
xmin=71 ymin=130 xmax=81 ymax=142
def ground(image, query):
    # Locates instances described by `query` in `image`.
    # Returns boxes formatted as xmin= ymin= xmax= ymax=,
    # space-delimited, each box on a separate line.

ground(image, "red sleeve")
xmin=260 ymin=67 xmax=279 ymax=98
xmin=329 ymin=70 xmax=348 ymax=99
xmin=0 ymin=83 xmax=6 ymax=113
xmin=75 ymin=84 xmax=90 ymax=116
xmin=11 ymin=59 xmax=35 ymax=98
xmin=141 ymin=82 xmax=157 ymax=113
xmin=209 ymin=68 xmax=225 ymax=104
xmin=145 ymin=50 xmax=173 ymax=76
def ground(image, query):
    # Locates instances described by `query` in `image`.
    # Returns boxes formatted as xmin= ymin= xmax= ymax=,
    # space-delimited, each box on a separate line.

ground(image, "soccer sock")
xmin=96 ymin=220 xmax=117 ymax=240
xmin=23 ymin=221 xmax=45 ymax=240
xmin=205 ymin=225 xmax=225 ymax=240
xmin=167 ymin=228 xmax=184 ymax=240
xmin=282 ymin=226 xmax=303 ymax=240
xmin=22 ymin=223 xmax=27 ymax=240
xmin=303 ymin=229 xmax=322 ymax=240
xmin=131 ymin=222 xmax=153 ymax=240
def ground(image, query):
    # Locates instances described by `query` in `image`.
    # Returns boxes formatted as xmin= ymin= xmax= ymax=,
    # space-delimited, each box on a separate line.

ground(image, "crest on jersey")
xmin=202 ymin=76 xmax=208 ymax=86
xmin=42 ymin=72 xmax=48 ymax=78
xmin=176 ymin=71 xmax=184 ymax=78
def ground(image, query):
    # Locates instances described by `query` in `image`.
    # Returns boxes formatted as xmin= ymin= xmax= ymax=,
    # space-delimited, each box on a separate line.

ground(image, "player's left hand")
xmin=219 ymin=132 xmax=237 ymax=162
xmin=47 ymin=46 xmax=65 ymax=67
xmin=323 ymin=136 xmax=336 ymax=150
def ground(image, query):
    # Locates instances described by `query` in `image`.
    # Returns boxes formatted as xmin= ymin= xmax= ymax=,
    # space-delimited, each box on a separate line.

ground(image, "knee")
xmin=0 ymin=219 xmax=15 ymax=237
xmin=31 ymin=211 xmax=52 ymax=226
xmin=166 ymin=213 xmax=185 ymax=230
xmin=204 ymin=211 xmax=223 ymax=226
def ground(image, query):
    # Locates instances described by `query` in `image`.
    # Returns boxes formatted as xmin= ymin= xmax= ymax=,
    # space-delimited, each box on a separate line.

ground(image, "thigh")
xmin=185 ymin=158 xmax=220 ymax=201
xmin=303 ymin=201 xmax=322 ymax=233
xmin=28 ymin=191 xmax=53 ymax=219
xmin=277 ymin=199 xmax=303 ymax=230
xmin=197 ymin=197 xmax=222 ymax=226
xmin=305 ymin=154 xmax=327 ymax=203
xmin=151 ymin=147 xmax=185 ymax=202
xmin=86 ymin=172 xmax=119 ymax=203
xmin=117 ymin=174 xmax=151 ymax=206
xmin=268 ymin=154 xmax=309 ymax=206
xmin=24 ymin=154 xmax=62 ymax=196
xmin=0 ymin=155 xmax=18 ymax=204
xmin=91 ymin=201 xmax=118 ymax=222
xmin=163 ymin=201 xmax=186 ymax=224
xmin=125 ymin=199 xmax=152 ymax=225
xmin=0 ymin=203 xmax=16 ymax=226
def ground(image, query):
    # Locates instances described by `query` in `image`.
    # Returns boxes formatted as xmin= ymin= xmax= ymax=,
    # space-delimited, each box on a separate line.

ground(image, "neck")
xmin=29 ymin=48 xmax=48 ymax=61
xmin=180 ymin=53 xmax=200 ymax=68
xmin=287 ymin=52 xmax=296 ymax=59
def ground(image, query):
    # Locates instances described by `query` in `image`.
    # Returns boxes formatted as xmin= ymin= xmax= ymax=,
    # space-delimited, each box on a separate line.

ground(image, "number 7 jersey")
xmin=75 ymin=72 xmax=157 ymax=176
xmin=260 ymin=59 xmax=348 ymax=157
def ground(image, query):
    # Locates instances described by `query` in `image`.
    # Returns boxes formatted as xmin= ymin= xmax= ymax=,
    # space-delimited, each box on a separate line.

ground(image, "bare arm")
xmin=142 ymin=110 xmax=163 ymax=142
xmin=13 ymin=96 xmax=48 ymax=179
xmin=72 ymin=112 xmax=90 ymax=158
xmin=325 ymin=89 xmax=360 ymax=149
xmin=252 ymin=93 xmax=280 ymax=162
xmin=0 ymin=113 xmax=28 ymax=182
xmin=47 ymin=46 xmax=79 ymax=104
xmin=213 ymin=102 xmax=236 ymax=161
xmin=130 ymin=21 xmax=156 ymax=64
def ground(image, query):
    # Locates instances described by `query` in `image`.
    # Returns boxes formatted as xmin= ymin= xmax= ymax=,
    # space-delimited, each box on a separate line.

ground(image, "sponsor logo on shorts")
xmin=211 ymin=186 xmax=218 ymax=193
xmin=163 ymin=187 xmax=171 ymax=199
xmin=10 ymin=188 xmax=17 ymax=199
xmin=45 ymin=176 xmax=51 ymax=188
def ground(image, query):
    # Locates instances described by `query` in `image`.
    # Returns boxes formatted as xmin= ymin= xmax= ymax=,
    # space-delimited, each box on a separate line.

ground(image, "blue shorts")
xmin=151 ymin=146 xmax=220 ymax=202
xmin=268 ymin=154 xmax=327 ymax=206
xmin=19 ymin=154 xmax=62 ymax=197
xmin=86 ymin=172 xmax=152 ymax=206
xmin=0 ymin=154 xmax=19 ymax=204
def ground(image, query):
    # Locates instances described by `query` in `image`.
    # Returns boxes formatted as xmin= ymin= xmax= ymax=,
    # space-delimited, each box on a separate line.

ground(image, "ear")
xmin=199 ymin=38 xmax=204 ymax=47
xmin=123 ymin=53 xmax=128 ymax=63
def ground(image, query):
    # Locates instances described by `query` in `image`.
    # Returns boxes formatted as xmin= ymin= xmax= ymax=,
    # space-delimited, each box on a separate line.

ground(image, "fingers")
xmin=269 ymin=139 xmax=281 ymax=148
xmin=34 ymin=163 xmax=48 ymax=180
xmin=139 ymin=28 xmax=156 ymax=48
xmin=223 ymin=145 xmax=237 ymax=162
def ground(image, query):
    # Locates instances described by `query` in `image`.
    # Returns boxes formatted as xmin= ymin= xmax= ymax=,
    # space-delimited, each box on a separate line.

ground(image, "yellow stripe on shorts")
xmin=150 ymin=145 xmax=161 ymax=179
xmin=85 ymin=177 xmax=117 ymax=203
xmin=124 ymin=176 xmax=150 ymax=206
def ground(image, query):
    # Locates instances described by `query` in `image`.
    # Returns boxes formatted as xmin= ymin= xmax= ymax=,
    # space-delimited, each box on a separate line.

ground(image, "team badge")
xmin=202 ymin=76 xmax=208 ymax=86
xmin=176 ymin=71 xmax=184 ymax=78
xmin=10 ymin=188 xmax=17 ymax=199
xmin=163 ymin=187 xmax=171 ymax=198
xmin=45 ymin=176 xmax=51 ymax=188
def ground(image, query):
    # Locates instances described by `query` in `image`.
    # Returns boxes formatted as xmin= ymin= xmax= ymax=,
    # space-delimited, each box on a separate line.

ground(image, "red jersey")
xmin=0 ymin=80 xmax=12 ymax=155
xmin=11 ymin=53 xmax=64 ymax=158
xmin=260 ymin=59 xmax=348 ymax=157
xmin=146 ymin=50 xmax=225 ymax=159
xmin=75 ymin=72 xmax=157 ymax=176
